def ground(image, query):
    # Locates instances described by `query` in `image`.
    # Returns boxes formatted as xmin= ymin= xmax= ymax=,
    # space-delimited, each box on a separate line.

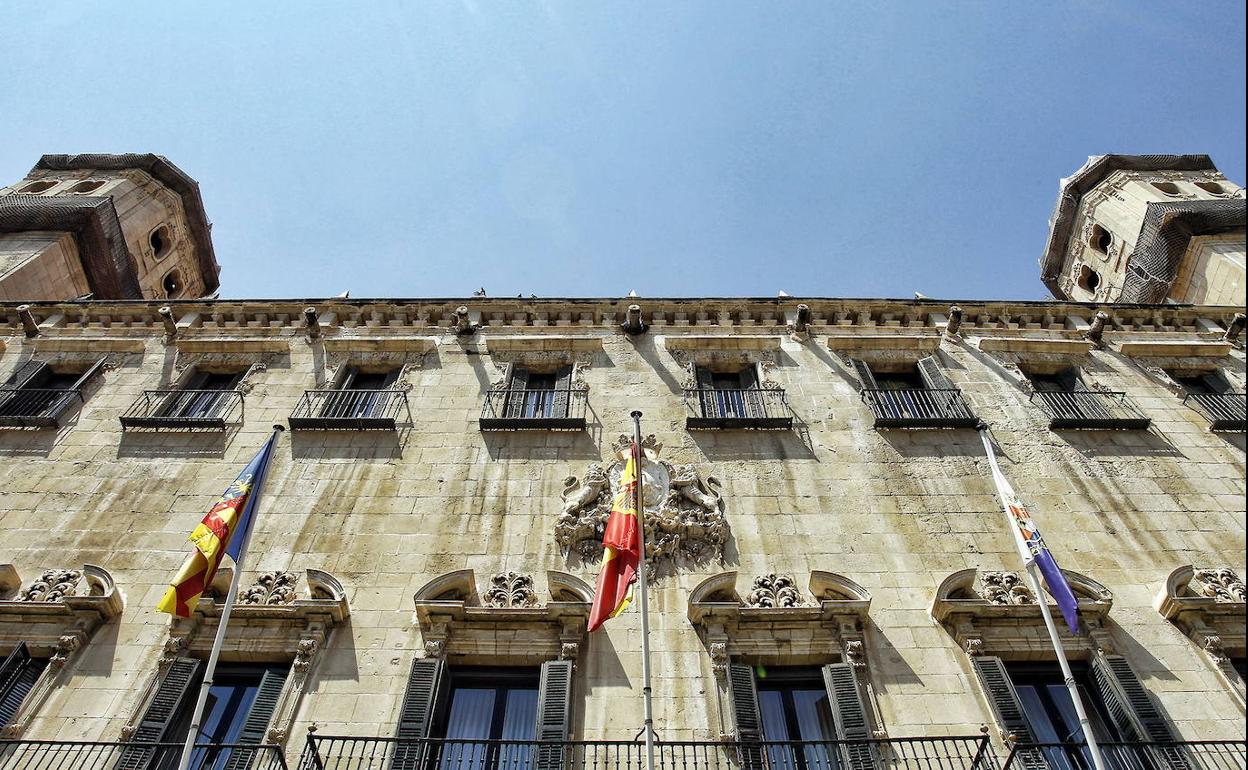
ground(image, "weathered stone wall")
xmin=0 ymin=298 xmax=1243 ymax=751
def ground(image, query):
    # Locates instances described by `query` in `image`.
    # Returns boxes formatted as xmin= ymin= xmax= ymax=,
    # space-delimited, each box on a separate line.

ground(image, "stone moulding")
xmin=174 ymin=337 xmax=291 ymax=354
xmin=1115 ymin=340 xmax=1233 ymax=358
xmin=932 ymin=568 xmax=1114 ymax=656
xmin=663 ymin=335 xmax=783 ymax=352
xmin=0 ymin=564 xmax=123 ymax=737
xmin=413 ymin=569 xmax=592 ymax=666
xmin=31 ymin=337 xmax=147 ymax=353
xmin=824 ymin=333 xmax=942 ymax=353
xmin=977 ymin=337 xmax=1093 ymax=356
xmin=484 ymin=335 xmax=604 ymax=355
xmin=1156 ymin=564 xmax=1246 ymax=709
xmin=321 ymin=336 xmax=437 ymax=354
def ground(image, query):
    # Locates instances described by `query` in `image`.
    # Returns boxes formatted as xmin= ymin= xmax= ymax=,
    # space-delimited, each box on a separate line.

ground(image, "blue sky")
xmin=2 ymin=2 xmax=1244 ymax=300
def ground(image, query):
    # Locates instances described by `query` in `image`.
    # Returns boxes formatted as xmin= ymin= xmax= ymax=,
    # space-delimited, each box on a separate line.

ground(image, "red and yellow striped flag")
xmin=588 ymin=444 xmax=641 ymax=631
xmin=157 ymin=432 xmax=279 ymax=618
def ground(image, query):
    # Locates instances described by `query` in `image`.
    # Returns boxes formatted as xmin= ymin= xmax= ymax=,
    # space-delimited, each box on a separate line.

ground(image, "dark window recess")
xmin=116 ymin=657 xmax=286 ymax=770
xmin=853 ymin=357 xmax=977 ymax=429
xmin=0 ymin=358 xmax=103 ymax=428
xmin=685 ymin=365 xmax=792 ymax=430
xmin=1172 ymin=371 xmax=1245 ymax=431
xmin=1027 ymin=369 xmax=1150 ymax=431
xmin=290 ymin=367 xmax=410 ymax=430
xmin=121 ymin=370 xmax=247 ymax=431
xmin=1231 ymin=658 xmax=1247 ymax=683
xmin=1 ymin=643 xmax=49 ymax=730
xmin=481 ymin=366 xmax=587 ymax=431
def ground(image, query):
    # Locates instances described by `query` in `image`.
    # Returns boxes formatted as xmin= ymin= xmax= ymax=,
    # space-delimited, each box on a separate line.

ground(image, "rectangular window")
xmin=321 ymin=367 xmax=401 ymax=419
xmin=756 ymin=666 xmax=840 ymax=770
xmin=1007 ymin=662 xmax=1123 ymax=770
xmin=691 ymin=365 xmax=777 ymax=425
xmin=437 ymin=667 xmax=539 ymax=769
xmin=0 ymin=358 xmax=103 ymax=427
xmin=0 ymin=643 xmax=49 ymax=730
xmin=1169 ymin=370 xmax=1233 ymax=395
xmin=158 ymin=370 xmax=244 ymax=420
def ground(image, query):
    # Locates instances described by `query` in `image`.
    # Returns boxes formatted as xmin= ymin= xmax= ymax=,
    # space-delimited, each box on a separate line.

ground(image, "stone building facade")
xmin=0 ymin=296 xmax=1243 ymax=766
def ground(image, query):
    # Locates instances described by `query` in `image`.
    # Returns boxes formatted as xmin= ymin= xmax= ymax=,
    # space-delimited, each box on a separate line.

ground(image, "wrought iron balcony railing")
xmin=684 ymin=387 xmax=794 ymax=430
xmin=288 ymin=389 xmax=412 ymax=431
xmin=1002 ymin=740 xmax=1246 ymax=770
xmin=860 ymin=388 xmax=978 ymax=429
xmin=300 ymin=734 xmax=996 ymax=770
xmin=120 ymin=389 xmax=246 ymax=431
xmin=0 ymin=388 xmax=84 ymax=429
xmin=480 ymin=387 xmax=589 ymax=431
xmin=1028 ymin=390 xmax=1151 ymax=431
xmin=1183 ymin=392 xmax=1247 ymax=432
xmin=0 ymin=739 xmax=288 ymax=770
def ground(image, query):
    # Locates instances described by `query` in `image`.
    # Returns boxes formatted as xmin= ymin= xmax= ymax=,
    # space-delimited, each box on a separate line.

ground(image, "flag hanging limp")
xmin=980 ymin=429 xmax=1081 ymax=634
xmin=588 ymin=444 xmax=642 ymax=632
xmin=157 ymin=430 xmax=280 ymax=618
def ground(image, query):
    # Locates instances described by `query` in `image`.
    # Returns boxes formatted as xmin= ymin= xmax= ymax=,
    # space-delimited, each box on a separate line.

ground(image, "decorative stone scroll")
xmin=413 ymin=569 xmax=592 ymax=666
xmin=1156 ymin=565 xmax=1246 ymax=708
xmin=0 ymin=564 xmax=123 ymax=736
xmin=744 ymin=574 xmax=808 ymax=608
xmin=555 ymin=435 xmax=728 ymax=575
xmin=128 ymin=568 xmax=349 ymax=745
xmin=932 ymin=568 xmax=1114 ymax=657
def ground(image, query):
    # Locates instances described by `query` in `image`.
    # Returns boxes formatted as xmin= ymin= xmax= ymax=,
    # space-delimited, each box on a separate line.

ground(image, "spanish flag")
xmin=588 ymin=444 xmax=642 ymax=631
xmin=157 ymin=429 xmax=281 ymax=618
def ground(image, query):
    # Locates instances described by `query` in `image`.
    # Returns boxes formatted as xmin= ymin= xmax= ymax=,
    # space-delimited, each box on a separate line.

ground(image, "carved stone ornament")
xmin=976 ymin=571 xmax=1036 ymax=605
xmin=744 ymin=574 xmax=808 ymax=608
xmin=239 ymin=571 xmax=299 ymax=605
xmin=1193 ymin=568 xmax=1247 ymax=603
xmin=18 ymin=569 xmax=82 ymax=602
xmin=843 ymin=639 xmax=866 ymax=668
xmin=555 ymin=435 xmax=728 ymax=576
xmin=483 ymin=572 xmax=538 ymax=609
xmin=293 ymin=637 xmax=320 ymax=673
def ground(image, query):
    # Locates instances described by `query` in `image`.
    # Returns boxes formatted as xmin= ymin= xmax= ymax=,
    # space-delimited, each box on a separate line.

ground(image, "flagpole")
xmin=176 ymin=426 xmax=283 ymax=770
xmin=977 ymin=425 xmax=1107 ymax=770
xmin=630 ymin=410 xmax=658 ymax=770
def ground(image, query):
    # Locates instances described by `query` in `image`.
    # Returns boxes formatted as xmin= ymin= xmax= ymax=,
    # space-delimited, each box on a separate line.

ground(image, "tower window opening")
xmin=162 ymin=269 xmax=184 ymax=298
xmin=1150 ymin=181 xmax=1182 ymax=196
xmin=149 ymin=225 xmax=172 ymax=260
xmin=1078 ymin=265 xmax=1101 ymax=293
xmin=1089 ymin=225 xmax=1113 ymax=255
xmin=1195 ymin=181 xmax=1227 ymax=195
xmin=19 ymin=180 xmax=58 ymax=194
xmin=67 ymin=180 xmax=105 ymax=194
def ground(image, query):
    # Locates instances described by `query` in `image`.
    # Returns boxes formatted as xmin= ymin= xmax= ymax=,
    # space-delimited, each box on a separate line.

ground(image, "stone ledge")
xmin=1115 ymin=340 xmax=1233 ymax=358
xmin=323 ymin=336 xmax=437 ymax=354
xmin=977 ymin=337 xmax=1093 ymax=355
xmin=825 ymin=333 xmax=941 ymax=353
xmin=174 ymin=337 xmax=291 ymax=354
xmin=663 ymin=334 xmax=783 ymax=352
xmin=32 ymin=337 xmax=147 ymax=353
xmin=483 ymin=335 xmax=604 ymax=354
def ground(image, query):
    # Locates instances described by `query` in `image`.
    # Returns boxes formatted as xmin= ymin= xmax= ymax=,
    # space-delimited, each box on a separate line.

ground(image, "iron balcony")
xmin=480 ymin=387 xmax=589 ymax=431
xmin=1003 ymin=740 xmax=1246 ymax=770
xmin=860 ymin=388 xmax=978 ymax=429
xmin=1183 ymin=392 xmax=1247 ymax=432
xmin=0 ymin=739 xmax=287 ymax=770
xmin=684 ymin=387 xmax=794 ymax=430
xmin=1028 ymin=390 xmax=1151 ymax=431
xmin=288 ymin=389 xmax=412 ymax=431
xmin=302 ymin=733 xmax=996 ymax=770
xmin=0 ymin=388 xmax=84 ymax=429
xmin=119 ymin=389 xmax=245 ymax=431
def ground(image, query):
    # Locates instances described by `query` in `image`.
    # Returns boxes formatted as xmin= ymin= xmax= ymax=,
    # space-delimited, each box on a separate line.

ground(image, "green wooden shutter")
xmin=823 ymin=663 xmax=875 ymax=770
xmin=728 ymin=663 xmax=765 ymax=770
xmin=917 ymin=355 xmax=955 ymax=391
xmin=391 ymin=657 xmax=446 ymax=770
xmin=971 ymin=657 xmax=1046 ymax=770
xmin=220 ymin=667 xmax=289 ymax=770
xmin=533 ymin=660 xmax=574 ymax=770
xmin=551 ymin=366 xmax=574 ymax=419
xmin=115 ymin=657 xmax=203 ymax=770
xmin=739 ymin=365 xmax=764 ymax=418
xmin=0 ymin=643 xmax=47 ymax=729
xmin=849 ymin=359 xmax=878 ymax=391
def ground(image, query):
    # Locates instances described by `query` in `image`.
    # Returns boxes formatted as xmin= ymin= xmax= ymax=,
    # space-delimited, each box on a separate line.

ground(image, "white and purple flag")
xmin=979 ymin=430 xmax=1081 ymax=634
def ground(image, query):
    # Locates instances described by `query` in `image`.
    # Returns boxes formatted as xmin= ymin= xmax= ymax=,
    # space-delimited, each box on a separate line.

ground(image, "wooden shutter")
xmin=4 ymin=360 xmax=49 ymax=389
xmin=739 ymin=365 xmax=764 ymax=418
xmin=1091 ymin=654 xmax=1190 ymax=770
xmin=115 ymin=657 xmax=203 ymax=770
xmin=971 ymin=657 xmax=1046 ymax=770
xmin=823 ymin=663 xmax=875 ymax=770
xmin=391 ymin=657 xmax=446 ymax=770
xmin=504 ymin=367 xmax=530 ymax=419
xmin=551 ymin=365 xmax=574 ymax=419
xmin=220 ymin=667 xmax=289 ymax=770
xmin=695 ymin=366 xmax=719 ymax=419
xmin=917 ymin=355 xmax=955 ymax=391
xmin=0 ymin=643 xmax=46 ymax=729
xmin=533 ymin=660 xmax=573 ymax=770
xmin=728 ymin=663 xmax=765 ymax=770
xmin=849 ymin=359 xmax=878 ymax=391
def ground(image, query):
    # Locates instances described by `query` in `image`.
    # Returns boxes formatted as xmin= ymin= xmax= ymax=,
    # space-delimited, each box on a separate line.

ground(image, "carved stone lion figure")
xmin=669 ymin=464 xmax=723 ymax=512
xmin=560 ymin=463 xmax=609 ymax=517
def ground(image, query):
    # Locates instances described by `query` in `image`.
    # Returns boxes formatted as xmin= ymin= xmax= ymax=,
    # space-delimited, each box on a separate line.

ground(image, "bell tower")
xmin=1040 ymin=154 xmax=1245 ymax=305
xmin=0 ymin=153 xmax=220 ymax=302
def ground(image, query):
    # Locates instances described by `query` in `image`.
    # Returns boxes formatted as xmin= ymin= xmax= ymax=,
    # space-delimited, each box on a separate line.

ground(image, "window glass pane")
xmin=187 ymin=675 xmax=262 ymax=770
xmin=500 ymin=688 xmax=538 ymax=740
xmin=759 ymin=690 xmax=792 ymax=740
xmin=444 ymin=688 xmax=496 ymax=740
xmin=791 ymin=689 xmax=836 ymax=741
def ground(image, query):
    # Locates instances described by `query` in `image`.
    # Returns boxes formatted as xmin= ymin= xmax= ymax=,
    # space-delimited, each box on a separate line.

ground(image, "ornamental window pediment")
xmin=1156 ymin=565 xmax=1246 ymax=708
xmin=121 ymin=568 xmax=348 ymax=747
xmin=0 ymin=564 xmax=122 ymax=736
xmin=555 ymin=435 xmax=728 ymax=575
xmin=413 ymin=569 xmax=592 ymax=665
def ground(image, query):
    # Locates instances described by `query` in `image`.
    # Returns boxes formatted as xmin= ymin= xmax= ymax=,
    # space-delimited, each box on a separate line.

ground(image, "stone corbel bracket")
xmin=158 ymin=568 xmax=348 ymax=745
xmin=0 ymin=564 xmax=123 ymax=737
xmin=932 ymin=568 xmax=1113 ymax=656
xmin=1156 ymin=565 xmax=1247 ymax=709
xmin=413 ymin=569 xmax=592 ymax=666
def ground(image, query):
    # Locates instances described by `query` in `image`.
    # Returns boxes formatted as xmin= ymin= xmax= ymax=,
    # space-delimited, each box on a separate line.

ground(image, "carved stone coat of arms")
xmin=554 ymin=435 xmax=729 ymax=575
